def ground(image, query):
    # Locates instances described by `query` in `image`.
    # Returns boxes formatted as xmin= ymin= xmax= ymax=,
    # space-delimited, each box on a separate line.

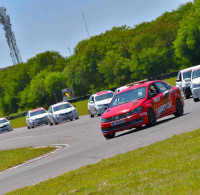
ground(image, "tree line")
xmin=0 ymin=0 xmax=200 ymax=115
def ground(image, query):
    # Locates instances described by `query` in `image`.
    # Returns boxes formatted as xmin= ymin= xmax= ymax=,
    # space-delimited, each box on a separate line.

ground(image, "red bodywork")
xmin=101 ymin=80 xmax=184 ymax=136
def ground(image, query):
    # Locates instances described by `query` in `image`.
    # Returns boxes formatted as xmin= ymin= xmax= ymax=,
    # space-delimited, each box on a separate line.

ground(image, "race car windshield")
xmin=192 ymin=69 xmax=200 ymax=79
xmin=53 ymin=103 xmax=72 ymax=111
xmin=95 ymin=93 xmax=114 ymax=102
xmin=0 ymin=119 xmax=7 ymax=124
xmin=183 ymin=71 xmax=192 ymax=80
xmin=30 ymin=109 xmax=46 ymax=116
xmin=109 ymin=87 xmax=146 ymax=108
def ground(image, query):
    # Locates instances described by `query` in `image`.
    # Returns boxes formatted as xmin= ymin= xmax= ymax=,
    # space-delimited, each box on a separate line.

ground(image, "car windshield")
xmin=53 ymin=103 xmax=72 ymax=111
xmin=0 ymin=119 xmax=7 ymax=124
xmin=30 ymin=109 xmax=46 ymax=116
xmin=109 ymin=87 xmax=146 ymax=108
xmin=95 ymin=93 xmax=114 ymax=102
xmin=183 ymin=70 xmax=192 ymax=80
xmin=193 ymin=69 xmax=200 ymax=79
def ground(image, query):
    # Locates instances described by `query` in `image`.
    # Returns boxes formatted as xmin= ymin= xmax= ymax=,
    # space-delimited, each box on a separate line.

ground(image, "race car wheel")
xmin=185 ymin=95 xmax=190 ymax=99
xmin=193 ymin=98 xmax=200 ymax=102
xmin=104 ymin=133 xmax=115 ymax=139
xmin=174 ymin=98 xmax=183 ymax=117
xmin=89 ymin=111 xmax=94 ymax=118
xmin=27 ymin=126 xmax=30 ymax=129
xmin=75 ymin=117 xmax=79 ymax=120
xmin=53 ymin=118 xmax=58 ymax=125
xmin=49 ymin=120 xmax=53 ymax=126
xmin=147 ymin=109 xmax=156 ymax=127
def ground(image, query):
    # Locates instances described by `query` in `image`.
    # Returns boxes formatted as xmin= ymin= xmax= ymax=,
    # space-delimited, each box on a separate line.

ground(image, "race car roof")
xmin=30 ymin=108 xmax=45 ymax=112
xmin=51 ymin=101 xmax=70 ymax=108
xmin=0 ymin=117 xmax=7 ymax=121
xmin=95 ymin=90 xmax=113 ymax=96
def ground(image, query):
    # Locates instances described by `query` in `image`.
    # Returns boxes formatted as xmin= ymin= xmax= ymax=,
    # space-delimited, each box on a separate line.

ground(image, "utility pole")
xmin=0 ymin=7 xmax=22 ymax=65
xmin=82 ymin=11 xmax=90 ymax=38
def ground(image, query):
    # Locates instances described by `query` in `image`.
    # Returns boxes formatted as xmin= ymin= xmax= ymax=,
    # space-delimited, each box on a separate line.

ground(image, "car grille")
xmin=60 ymin=111 xmax=72 ymax=117
xmin=106 ymin=113 xmax=129 ymax=122
xmin=102 ymin=118 xmax=143 ymax=133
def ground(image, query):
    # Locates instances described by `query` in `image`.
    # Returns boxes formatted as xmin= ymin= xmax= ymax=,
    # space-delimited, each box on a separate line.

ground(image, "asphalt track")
xmin=0 ymin=98 xmax=200 ymax=194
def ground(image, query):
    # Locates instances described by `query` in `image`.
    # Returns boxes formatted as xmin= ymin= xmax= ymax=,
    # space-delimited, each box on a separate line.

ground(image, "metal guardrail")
xmin=5 ymin=70 xmax=178 ymax=120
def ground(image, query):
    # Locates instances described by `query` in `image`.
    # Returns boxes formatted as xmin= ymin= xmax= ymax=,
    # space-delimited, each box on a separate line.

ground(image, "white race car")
xmin=88 ymin=90 xmax=114 ymax=118
xmin=48 ymin=101 xmax=79 ymax=125
xmin=0 ymin=117 xmax=13 ymax=132
xmin=191 ymin=65 xmax=200 ymax=102
xmin=26 ymin=108 xmax=49 ymax=129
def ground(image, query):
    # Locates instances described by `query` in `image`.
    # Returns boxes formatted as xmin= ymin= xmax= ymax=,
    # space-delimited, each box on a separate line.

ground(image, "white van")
xmin=191 ymin=65 xmax=200 ymax=102
xmin=176 ymin=67 xmax=194 ymax=99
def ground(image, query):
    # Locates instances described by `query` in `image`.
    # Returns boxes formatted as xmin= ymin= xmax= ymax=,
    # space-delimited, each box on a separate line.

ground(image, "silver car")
xmin=0 ymin=118 xmax=13 ymax=132
xmin=48 ymin=102 xmax=79 ymax=125
xmin=26 ymin=108 xmax=49 ymax=129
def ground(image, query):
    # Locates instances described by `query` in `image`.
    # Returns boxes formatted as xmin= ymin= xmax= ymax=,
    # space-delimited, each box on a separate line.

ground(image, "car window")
xmin=0 ymin=119 xmax=7 ymax=124
xmin=30 ymin=109 xmax=46 ymax=117
xmin=53 ymin=103 xmax=72 ymax=112
xmin=183 ymin=70 xmax=192 ymax=80
xmin=192 ymin=69 xmax=200 ymax=79
xmin=109 ymin=87 xmax=146 ymax=108
xmin=95 ymin=93 xmax=114 ymax=102
xmin=154 ymin=82 xmax=168 ymax=93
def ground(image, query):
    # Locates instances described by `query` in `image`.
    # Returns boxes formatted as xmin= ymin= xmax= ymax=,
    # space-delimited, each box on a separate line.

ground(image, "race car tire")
xmin=75 ymin=117 xmax=79 ymax=120
xmin=49 ymin=120 xmax=53 ymax=126
xmin=104 ymin=133 xmax=115 ymax=139
xmin=89 ymin=111 xmax=94 ymax=118
xmin=193 ymin=98 xmax=200 ymax=102
xmin=147 ymin=108 xmax=156 ymax=127
xmin=27 ymin=126 xmax=30 ymax=129
xmin=53 ymin=118 xmax=58 ymax=125
xmin=174 ymin=98 xmax=183 ymax=117
xmin=185 ymin=95 xmax=190 ymax=99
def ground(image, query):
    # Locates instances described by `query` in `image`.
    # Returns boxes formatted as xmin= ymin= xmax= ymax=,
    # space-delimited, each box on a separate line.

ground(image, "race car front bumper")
xmin=191 ymin=87 xmax=200 ymax=99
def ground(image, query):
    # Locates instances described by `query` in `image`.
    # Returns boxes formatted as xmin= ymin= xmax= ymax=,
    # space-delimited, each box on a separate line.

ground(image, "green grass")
xmin=7 ymin=128 xmax=200 ymax=195
xmin=10 ymin=116 xmax=26 ymax=129
xmin=0 ymin=146 xmax=55 ymax=172
xmin=163 ymin=76 xmax=176 ymax=86
xmin=72 ymin=99 xmax=88 ymax=116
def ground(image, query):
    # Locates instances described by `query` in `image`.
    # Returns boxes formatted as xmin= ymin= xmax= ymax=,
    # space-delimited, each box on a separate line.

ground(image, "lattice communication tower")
xmin=0 ymin=7 xmax=22 ymax=65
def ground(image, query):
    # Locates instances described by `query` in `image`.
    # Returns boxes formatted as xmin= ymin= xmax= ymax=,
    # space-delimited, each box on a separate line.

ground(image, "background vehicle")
xmin=114 ymin=86 xmax=128 ymax=94
xmin=26 ymin=108 xmax=48 ymax=129
xmin=176 ymin=67 xmax=195 ymax=99
xmin=48 ymin=102 xmax=79 ymax=125
xmin=88 ymin=90 xmax=114 ymax=118
xmin=0 ymin=118 xmax=13 ymax=132
xmin=101 ymin=80 xmax=184 ymax=139
xmin=191 ymin=65 xmax=200 ymax=102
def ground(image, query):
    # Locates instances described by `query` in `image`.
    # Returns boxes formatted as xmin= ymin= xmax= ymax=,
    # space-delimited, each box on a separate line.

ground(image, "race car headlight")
xmin=101 ymin=117 xmax=109 ymax=123
xmin=30 ymin=119 xmax=35 ymax=122
xmin=129 ymin=107 xmax=142 ymax=116
xmin=55 ymin=114 xmax=60 ymax=118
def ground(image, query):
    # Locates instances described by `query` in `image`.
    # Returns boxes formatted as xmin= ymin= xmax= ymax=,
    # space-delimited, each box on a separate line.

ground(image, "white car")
xmin=48 ymin=101 xmax=79 ymax=125
xmin=114 ymin=85 xmax=128 ymax=94
xmin=176 ymin=67 xmax=193 ymax=99
xmin=88 ymin=90 xmax=114 ymax=118
xmin=26 ymin=108 xmax=48 ymax=129
xmin=0 ymin=118 xmax=13 ymax=132
xmin=191 ymin=65 xmax=200 ymax=102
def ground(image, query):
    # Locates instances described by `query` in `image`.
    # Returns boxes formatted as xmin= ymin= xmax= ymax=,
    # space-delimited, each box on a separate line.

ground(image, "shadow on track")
xmin=114 ymin=112 xmax=190 ymax=139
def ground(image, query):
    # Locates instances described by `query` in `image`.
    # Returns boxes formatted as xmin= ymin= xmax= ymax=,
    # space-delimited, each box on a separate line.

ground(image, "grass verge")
xmin=7 ymin=128 xmax=200 ymax=194
xmin=10 ymin=116 xmax=26 ymax=129
xmin=163 ymin=76 xmax=176 ymax=86
xmin=0 ymin=146 xmax=55 ymax=172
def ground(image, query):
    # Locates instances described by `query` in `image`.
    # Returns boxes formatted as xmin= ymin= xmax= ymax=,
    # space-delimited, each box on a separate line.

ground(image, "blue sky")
xmin=0 ymin=0 xmax=192 ymax=68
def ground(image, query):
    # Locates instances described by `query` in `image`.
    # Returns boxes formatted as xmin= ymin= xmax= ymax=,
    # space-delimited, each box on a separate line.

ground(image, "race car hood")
xmin=54 ymin=108 xmax=74 ymax=115
xmin=95 ymin=98 xmax=112 ymax=105
xmin=0 ymin=122 xmax=10 ymax=127
xmin=192 ymin=77 xmax=200 ymax=84
xmin=30 ymin=113 xmax=48 ymax=120
xmin=102 ymin=100 xmax=143 ymax=118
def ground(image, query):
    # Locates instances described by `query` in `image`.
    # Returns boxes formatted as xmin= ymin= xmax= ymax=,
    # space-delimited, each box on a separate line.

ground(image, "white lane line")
xmin=0 ymin=136 xmax=34 ymax=143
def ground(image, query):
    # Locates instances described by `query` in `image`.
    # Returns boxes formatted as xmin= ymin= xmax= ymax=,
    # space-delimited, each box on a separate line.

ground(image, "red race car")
xmin=101 ymin=80 xmax=184 ymax=139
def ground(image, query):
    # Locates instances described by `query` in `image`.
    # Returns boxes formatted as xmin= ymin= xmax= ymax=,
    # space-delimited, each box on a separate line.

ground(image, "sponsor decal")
xmin=139 ymin=112 xmax=147 ymax=116
xmin=153 ymin=97 xmax=160 ymax=103
xmin=156 ymin=102 xmax=172 ymax=117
